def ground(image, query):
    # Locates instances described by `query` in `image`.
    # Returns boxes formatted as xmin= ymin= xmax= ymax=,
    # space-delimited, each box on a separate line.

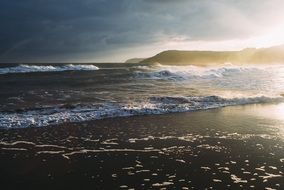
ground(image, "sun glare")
xmin=158 ymin=23 xmax=284 ymax=53
xmin=252 ymin=24 xmax=284 ymax=48
xmin=255 ymin=103 xmax=284 ymax=121
xmin=274 ymin=103 xmax=284 ymax=118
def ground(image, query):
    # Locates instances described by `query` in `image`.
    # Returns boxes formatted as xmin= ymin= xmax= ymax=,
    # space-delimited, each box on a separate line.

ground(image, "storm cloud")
xmin=0 ymin=0 xmax=284 ymax=62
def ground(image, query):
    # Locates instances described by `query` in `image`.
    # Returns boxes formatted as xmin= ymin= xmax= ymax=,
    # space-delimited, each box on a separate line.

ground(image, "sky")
xmin=1 ymin=0 xmax=284 ymax=63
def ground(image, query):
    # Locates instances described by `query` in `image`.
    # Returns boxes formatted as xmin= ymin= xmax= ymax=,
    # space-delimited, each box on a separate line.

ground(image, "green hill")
xmin=125 ymin=58 xmax=145 ymax=63
xmin=140 ymin=45 xmax=284 ymax=65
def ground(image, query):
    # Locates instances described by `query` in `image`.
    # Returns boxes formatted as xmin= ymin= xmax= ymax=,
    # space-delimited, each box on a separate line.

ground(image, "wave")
xmin=134 ymin=64 xmax=278 ymax=81
xmin=0 ymin=64 xmax=99 ymax=74
xmin=1 ymin=95 xmax=283 ymax=128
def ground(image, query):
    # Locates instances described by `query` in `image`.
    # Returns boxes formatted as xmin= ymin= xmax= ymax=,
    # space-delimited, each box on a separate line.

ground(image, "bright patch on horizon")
xmin=156 ymin=22 xmax=284 ymax=53
xmin=252 ymin=24 xmax=284 ymax=48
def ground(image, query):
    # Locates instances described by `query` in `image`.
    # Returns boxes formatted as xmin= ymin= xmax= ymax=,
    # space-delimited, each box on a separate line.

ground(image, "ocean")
xmin=1 ymin=63 xmax=284 ymax=189
xmin=1 ymin=63 xmax=284 ymax=128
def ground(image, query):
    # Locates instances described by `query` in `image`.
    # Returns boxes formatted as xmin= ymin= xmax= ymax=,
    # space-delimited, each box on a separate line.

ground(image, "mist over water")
xmin=0 ymin=63 xmax=284 ymax=128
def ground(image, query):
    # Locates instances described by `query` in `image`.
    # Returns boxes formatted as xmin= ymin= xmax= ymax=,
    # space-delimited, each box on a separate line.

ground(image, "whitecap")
xmin=0 ymin=95 xmax=283 ymax=128
xmin=0 ymin=64 xmax=99 ymax=74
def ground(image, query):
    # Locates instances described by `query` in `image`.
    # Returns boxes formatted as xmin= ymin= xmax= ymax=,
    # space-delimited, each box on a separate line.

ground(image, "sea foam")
xmin=134 ymin=64 xmax=267 ymax=81
xmin=0 ymin=95 xmax=282 ymax=128
xmin=134 ymin=64 xmax=284 ymax=95
xmin=0 ymin=64 xmax=99 ymax=74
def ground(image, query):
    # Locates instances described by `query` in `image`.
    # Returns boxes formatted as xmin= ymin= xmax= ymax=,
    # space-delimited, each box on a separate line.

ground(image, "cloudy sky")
xmin=1 ymin=0 xmax=284 ymax=62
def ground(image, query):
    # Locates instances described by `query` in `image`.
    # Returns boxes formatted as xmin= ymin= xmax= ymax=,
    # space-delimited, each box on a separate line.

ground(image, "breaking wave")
xmin=134 ymin=64 xmax=284 ymax=95
xmin=134 ymin=64 xmax=278 ymax=81
xmin=1 ymin=95 xmax=283 ymax=128
xmin=0 ymin=64 xmax=99 ymax=74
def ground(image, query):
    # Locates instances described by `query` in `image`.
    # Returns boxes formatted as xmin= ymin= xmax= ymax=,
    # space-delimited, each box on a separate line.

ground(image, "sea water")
xmin=0 ymin=63 xmax=284 ymax=128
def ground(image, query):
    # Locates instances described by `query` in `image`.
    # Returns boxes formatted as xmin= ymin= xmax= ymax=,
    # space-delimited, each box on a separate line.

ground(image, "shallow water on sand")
xmin=0 ymin=104 xmax=283 ymax=189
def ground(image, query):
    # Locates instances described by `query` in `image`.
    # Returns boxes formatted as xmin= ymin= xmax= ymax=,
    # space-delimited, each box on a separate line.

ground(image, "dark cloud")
xmin=0 ymin=0 xmax=283 ymax=62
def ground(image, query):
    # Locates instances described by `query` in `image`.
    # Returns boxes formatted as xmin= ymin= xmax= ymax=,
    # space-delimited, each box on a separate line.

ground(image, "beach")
xmin=1 ymin=103 xmax=283 ymax=189
xmin=2 ymin=1 xmax=284 ymax=189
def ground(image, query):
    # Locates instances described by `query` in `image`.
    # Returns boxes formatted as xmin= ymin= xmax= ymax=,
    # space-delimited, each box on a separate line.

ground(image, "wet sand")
xmin=0 ymin=104 xmax=284 ymax=189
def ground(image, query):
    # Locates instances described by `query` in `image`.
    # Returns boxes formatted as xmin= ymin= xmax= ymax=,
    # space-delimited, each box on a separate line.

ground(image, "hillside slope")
xmin=140 ymin=45 xmax=284 ymax=65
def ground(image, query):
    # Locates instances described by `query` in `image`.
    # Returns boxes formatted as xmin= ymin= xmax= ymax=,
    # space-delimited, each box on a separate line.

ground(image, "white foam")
xmin=176 ymin=159 xmax=186 ymax=163
xmin=152 ymin=182 xmax=174 ymax=187
xmin=101 ymin=139 xmax=119 ymax=145
xmin=259 ymin=173 xmax=282 ymax=180
xmin=35 ymin=144 xmax=67 ymax=149
xmin=135 ymin=64 xmax=266 ymax=80
xmin=213 ymin=179 xmax=222 ymax=182
xmin=0 ymin=64 xmax=99 ymax=74
xmin=265 ymin=188 xmax=277 ymax=190
xmin=37 ymin=150 xmax=65 ymax=154
xmin=0 ymin=95 xmax=283 ymax=128
xmin=231 ymin=174 xmax=248 ymax=183
xmin=201 ymin=167 xmax=211 ymax=171
xmin=1 ymin=147 xmax=27 ymax=151
xmin=135 ymin=64 xmax=284 ymax=96
xmin=0 ymin=141 xmax=36 ymax=146
xmin=62 ymin=148 xmax=160 ymax=159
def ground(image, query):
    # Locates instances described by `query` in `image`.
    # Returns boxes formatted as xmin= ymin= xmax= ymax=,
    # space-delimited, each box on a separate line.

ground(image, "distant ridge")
xmin=125 ymin=58 xmax=145 ymax=63
xmin=140 ymin=45 xmax=284 ymax=65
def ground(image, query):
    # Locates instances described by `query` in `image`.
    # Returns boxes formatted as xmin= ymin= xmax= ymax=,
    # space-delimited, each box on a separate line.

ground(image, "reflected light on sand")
xmin=272 ymin=103 xmax=284 ymax=120
xmin=257 ymin=103 xmax=284 ymax=121
xmin=227 ymin=103 xmax=284 ymax=122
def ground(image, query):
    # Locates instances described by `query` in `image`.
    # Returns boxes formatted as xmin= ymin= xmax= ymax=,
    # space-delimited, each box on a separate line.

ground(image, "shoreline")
xmin=1 ymin=104 xmax=284 ymax=189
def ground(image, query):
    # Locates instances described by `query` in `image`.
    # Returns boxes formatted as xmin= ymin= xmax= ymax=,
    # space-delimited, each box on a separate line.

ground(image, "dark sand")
xmin=0 ymin=104 xmax=284 ymax=190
